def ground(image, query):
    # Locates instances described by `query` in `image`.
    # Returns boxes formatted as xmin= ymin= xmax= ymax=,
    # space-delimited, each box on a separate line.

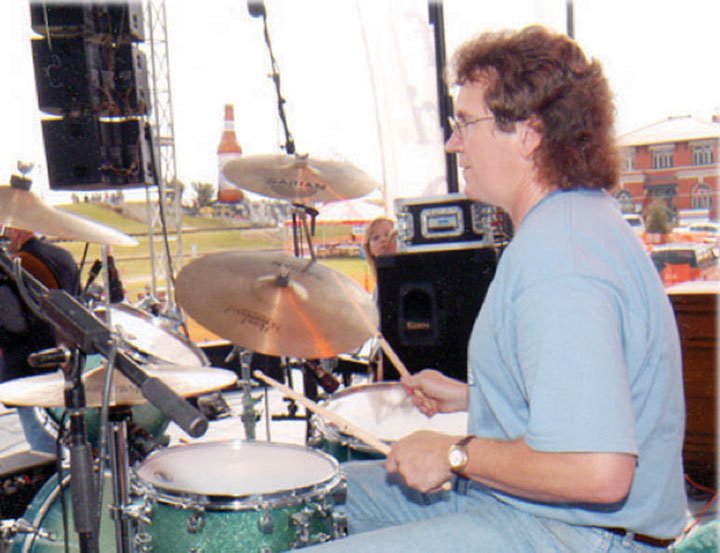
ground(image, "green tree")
xmin=165 ymin=178 xmax=186 ymax=205
xmin=192 ymin=181 xmax=216 ymax=208
xmin=645 ymin=200 xmax=672 ymax=234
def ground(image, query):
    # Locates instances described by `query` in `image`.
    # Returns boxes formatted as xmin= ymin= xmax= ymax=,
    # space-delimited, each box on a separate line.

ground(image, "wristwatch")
xmin=448 ymin=435 xmax=475 ymax=472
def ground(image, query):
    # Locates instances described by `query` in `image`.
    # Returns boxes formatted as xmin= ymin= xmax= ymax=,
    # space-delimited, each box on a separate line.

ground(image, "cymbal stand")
xmin=238 ymin=349 xmax=259 ymax=441
xmin=290 ymin=203 xmax=319 ymax=261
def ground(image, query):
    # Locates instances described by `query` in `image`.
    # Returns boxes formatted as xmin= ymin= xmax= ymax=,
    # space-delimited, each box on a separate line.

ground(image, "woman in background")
xmin=361 ymin=217 xmax=397 ymax=381
xmin=362 ymin=217 xmax=397 ymax=282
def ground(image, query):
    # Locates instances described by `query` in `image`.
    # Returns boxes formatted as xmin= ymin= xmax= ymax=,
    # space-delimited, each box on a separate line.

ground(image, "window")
xmin=691 ymin=183 xmax=712 ymax=209
xmin=651 ymin=146 xmax=674 ymax=169
xmin=622 ymin=149 xmax=636 ymax=171
xmin=692 ymin=143 xmax=714 ymax=165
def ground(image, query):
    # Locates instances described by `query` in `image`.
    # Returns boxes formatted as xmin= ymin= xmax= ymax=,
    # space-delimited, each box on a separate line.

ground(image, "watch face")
xmin=449 ymin=447 xmax=466 ymax=469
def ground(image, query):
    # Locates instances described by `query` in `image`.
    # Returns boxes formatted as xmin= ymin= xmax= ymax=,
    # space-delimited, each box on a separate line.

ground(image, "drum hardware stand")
xmin=271 ymin=358 xmax=306 ymax=422
xmin=238 ymin=349 xmax=261 ymax=441
xmin=290 ymin=203 xmax=319 ymax=261
xmin=134 ymin=284 xmax=162 ymax=316
xmin=106 ymin=407 xmax=137 ymax=553
xmin=0 ymin=251 xmax=210 ymax=553
xmin=0 ymin=518 xmax=55 ymax=552
xmin=63 ymin=350 xmax=100 ymax=553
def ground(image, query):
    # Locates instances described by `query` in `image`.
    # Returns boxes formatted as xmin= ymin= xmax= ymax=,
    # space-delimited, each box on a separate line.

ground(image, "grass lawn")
xmin=57 ymin=203 xmax=374 ymax=301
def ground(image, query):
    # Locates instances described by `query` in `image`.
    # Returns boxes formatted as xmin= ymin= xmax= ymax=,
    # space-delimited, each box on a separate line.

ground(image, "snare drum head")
xmin=320 ymin=382 xmax=467 ymax=442
xmin=95 ymin=303 xmax=206 ymax=367
xmin=136 ymin=441 xmax=338 ymax=497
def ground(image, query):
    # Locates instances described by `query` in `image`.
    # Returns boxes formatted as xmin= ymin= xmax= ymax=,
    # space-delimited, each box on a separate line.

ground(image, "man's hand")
xmin=385 ymin=430 xmax=459 ymax=493
xmin=400 ymin=369 xmax=468 ymax=416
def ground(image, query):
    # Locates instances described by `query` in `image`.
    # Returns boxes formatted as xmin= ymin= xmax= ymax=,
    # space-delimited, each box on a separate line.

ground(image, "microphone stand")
xmin=63 ymin=350 xmax=99 ymax=553
xmin=0 ymin=251 xmax=208 ymax=552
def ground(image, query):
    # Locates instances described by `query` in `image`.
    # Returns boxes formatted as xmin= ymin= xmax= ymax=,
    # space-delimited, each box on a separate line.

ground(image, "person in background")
xmin=361 ymin=217 xmax=397 ymax=380
xmin=0 ymin=224 xmax=80 ymax=454
xmin=83 ymin=245 xmax=126 ymax=304
xmin=305 ymin=25 xmax=686 ymax=552
xmin=362 ymin=216 xmax=397 ymax=285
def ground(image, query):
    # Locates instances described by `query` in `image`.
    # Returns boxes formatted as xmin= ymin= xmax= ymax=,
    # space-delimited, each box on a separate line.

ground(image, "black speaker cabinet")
xmin=376 ymin=246 xmax=497 ymax=382
xmin=42 ymin=116 xmax=153 ymax=190
xmin=31 ymin=2 xmax=144 ymax=42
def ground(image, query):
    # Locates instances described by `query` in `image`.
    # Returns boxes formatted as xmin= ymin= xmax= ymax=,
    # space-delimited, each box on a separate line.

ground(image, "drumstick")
xmin=378 ymin=336 xmax=411 ymax=377
xmin=377 ymin=335 xmax=435 ymax=411
xmin=253 ymin=370 xmax=391 ymax=456
xmin=254 ymin=369 xmax=452 ymax=493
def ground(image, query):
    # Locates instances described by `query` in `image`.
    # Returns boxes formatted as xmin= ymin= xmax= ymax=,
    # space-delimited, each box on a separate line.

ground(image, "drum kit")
xmin=0 ymin=157 xmax=460 ymax=553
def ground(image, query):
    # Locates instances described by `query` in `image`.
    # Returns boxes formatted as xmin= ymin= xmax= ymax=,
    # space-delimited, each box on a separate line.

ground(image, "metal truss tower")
xmin=143 ymin=0 xmax=183 ymax=309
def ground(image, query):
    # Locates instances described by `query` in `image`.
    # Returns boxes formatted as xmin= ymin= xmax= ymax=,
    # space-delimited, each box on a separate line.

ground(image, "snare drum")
xmin=309 ymin=382 xmax=468 ymax=461
xmin=94 ymin=303 xmax=208 ymax=367
xmin=11 ymin=471 xmax=117 ymax=552
xmin=135 ymin=441 xmax=347 ymax=552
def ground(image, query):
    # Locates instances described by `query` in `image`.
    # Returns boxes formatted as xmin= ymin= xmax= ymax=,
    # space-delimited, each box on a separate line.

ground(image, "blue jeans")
xmin=305 ymin=461 xmax=667 ymax=552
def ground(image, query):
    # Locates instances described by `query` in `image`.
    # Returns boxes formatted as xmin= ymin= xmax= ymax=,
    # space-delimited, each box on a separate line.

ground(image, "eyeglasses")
xmin=448 ymin=115 xmax=495 ymax=139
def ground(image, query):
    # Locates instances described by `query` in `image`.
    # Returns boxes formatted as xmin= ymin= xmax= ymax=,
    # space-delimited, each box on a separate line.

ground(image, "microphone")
xmin=84 ymin=259 xmax=103 ymax=291
xmin=305 ymin=360 xmax=340 ymax=394
xmin=27 ymin=346 xmax=71 ymax=369
xmin=247 ymin=0 xmax=266 ymax=18
xmin=106 ymin=255 xmax=125 ymax=303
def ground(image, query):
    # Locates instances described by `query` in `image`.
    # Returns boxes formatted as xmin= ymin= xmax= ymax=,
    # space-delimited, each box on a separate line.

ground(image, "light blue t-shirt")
xmin=467 ymin=189 xmax=687 ymax=537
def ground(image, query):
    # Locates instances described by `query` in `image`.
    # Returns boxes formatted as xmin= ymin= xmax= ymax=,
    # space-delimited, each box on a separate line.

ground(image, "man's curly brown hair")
xmin=450 ymin=25 xmax=620 ymax=191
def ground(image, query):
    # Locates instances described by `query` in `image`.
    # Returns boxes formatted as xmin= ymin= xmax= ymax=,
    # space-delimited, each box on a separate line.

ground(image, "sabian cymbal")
xmin=175 ymin=251 xmax=379 ymax=358
xmin=0 ymin=364 xmax=237 ymax=408
xmin=221 ymin=153 xmax=378 ymax=203
xmin=0 ymin=186 xmax=137 ymax=246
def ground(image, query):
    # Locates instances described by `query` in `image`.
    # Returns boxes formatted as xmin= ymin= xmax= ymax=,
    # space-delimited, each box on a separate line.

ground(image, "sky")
xmin=0 ymin=0 xmax=718 ymax=205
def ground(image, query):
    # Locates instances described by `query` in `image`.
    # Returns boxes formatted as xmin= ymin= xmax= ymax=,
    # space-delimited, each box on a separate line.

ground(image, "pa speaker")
xmin=32 ymin=37 xmax=101 ymax=115
xmin=42 ymin=116 xmax=154 ymax=190
xmin=30 ymin=2 xmax=144 ymax=42
xmin=30 ymin=3 xmax=88 ymax=37
xmin=33 ymin=38 xmax=149 ymax=116
xmin=376 ymin=247 xmax=497 ymax=382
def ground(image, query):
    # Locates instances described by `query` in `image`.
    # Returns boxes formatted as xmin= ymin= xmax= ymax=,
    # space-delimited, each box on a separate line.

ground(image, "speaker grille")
xmin=376 ymin=247 xmax=496 ymax=381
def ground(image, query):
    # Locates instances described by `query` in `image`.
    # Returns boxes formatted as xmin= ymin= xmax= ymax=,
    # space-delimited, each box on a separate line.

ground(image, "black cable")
xmin=143 ymin=123 xmax=193 ymax=338
xmin=250 ymin=1 xmax=296 ymax=155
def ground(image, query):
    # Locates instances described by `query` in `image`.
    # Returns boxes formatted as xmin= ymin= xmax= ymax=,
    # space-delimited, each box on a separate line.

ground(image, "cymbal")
xmin=0 ymin=186 xmax=137 ymax=246
xmin=175 ymin=251 xmax=379 ymax=358
xmin=221 ymin=154 xmax=378 ymax=203
xmin=0 ymin=364 xmax=237 ymax=408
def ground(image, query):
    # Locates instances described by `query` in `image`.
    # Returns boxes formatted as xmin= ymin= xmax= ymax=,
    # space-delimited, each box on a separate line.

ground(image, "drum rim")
xmin=94 ymin=302 xmax=209 ymax=366
xmin=311 ymin=381 xmax=405 ymax=445
xmin=136 ymin=472 xmax=344 ymax=512
xmin=311 ymin=382 xmax=468 ymax=448
xmin=135 ymin=440 xmax=342 ymax=507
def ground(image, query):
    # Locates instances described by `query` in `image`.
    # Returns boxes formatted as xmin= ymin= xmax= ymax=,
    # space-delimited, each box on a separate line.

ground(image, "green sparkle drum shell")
xmin=309 ymin=382 xmax=468 ymax=462
xmin=10 ymin=471 xmax=116 ymax=552
xmin=135 ymin=440 xmax=346 ymax=552
xmin=38 ymin=352 xmax=170 ymax=454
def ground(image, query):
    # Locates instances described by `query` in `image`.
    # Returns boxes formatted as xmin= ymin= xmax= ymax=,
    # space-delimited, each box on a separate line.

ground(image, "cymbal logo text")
xmin=224 ymin=306 xmax=281 ymax=334
xmin=267 ymin=178 xmax=327 ymax=198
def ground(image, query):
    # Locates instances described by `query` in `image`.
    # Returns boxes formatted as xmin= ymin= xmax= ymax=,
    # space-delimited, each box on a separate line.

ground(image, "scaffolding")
xmin=143 ymin=0 xmax=182 ymax=309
